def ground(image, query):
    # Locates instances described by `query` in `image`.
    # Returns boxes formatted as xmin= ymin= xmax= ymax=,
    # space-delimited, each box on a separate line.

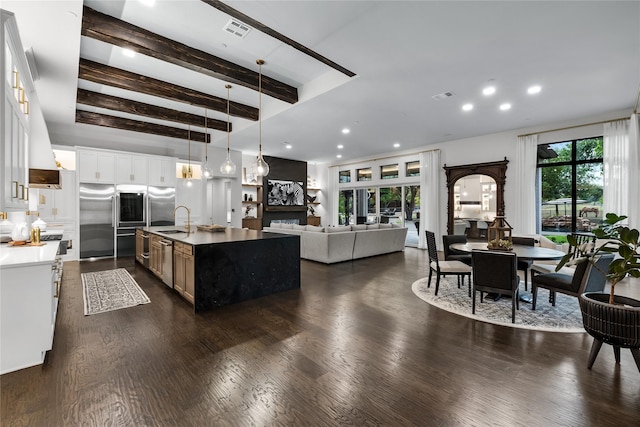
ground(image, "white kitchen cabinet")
xmin=77 ymin=149 xmax=115 ymax=183
xmin=116 ymin=154 xmax=148 ymax=185
xmin=0 ymin=241 xmax=62 ymax=374
xmin=37 ymin=170 xmax=76 ymax=223
xmin=1 ymin=10 xmax=30 ymax=211
xmin=148 ymin=156 xmax=176 ymax=187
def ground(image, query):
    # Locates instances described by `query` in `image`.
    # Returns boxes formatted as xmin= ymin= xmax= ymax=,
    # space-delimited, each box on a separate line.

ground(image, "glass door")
xmin=338 ymin=189 xmax=354 ymax=225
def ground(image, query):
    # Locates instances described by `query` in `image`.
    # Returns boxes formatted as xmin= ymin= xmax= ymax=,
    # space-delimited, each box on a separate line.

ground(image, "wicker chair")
xmin=580 ymin=293 xmax=640 ymax=373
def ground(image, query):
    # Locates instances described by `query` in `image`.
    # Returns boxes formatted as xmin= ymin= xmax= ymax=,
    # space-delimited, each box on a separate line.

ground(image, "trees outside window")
xmin=538 ymin=137 xmax=603 ymax=234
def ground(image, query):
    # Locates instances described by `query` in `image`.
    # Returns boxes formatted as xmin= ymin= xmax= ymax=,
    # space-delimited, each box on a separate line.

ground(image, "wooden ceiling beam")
xmin=201 ymin=0 xmax=356 ymax=78
xmin=76 ymin=88 xmax=231 ymax=132
xmin=82 ymin=6 xmax=298 ymax=104
xmin=76 ymin=110 xmax=211 ymax=143
xmin=78 ymin=58 xmax=258 ymax=121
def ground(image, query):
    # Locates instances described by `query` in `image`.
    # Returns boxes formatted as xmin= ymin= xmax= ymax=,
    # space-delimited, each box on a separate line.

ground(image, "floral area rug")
xmin=411 ymin=276 xmax=585 ymax=332
xmin=81 ymin=268 xmax=150 ymax=316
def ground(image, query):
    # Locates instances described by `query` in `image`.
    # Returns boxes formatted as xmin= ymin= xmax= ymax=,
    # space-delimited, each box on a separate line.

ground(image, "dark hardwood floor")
xmin=1 ymin=248 xmax=639 ymax=426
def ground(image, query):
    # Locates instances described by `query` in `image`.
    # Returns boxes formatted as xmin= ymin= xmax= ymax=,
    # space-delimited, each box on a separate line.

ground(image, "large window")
xmin=538 ymin=137 xmax=603 ymax=234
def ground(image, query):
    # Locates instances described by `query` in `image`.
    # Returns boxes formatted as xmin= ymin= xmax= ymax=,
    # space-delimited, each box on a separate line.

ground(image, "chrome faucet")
xmin=174 ymin=205 xmax=191 ymax=234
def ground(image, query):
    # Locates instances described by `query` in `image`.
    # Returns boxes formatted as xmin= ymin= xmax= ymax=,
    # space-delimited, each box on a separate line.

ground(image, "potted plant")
xmin=556 ymin=213 xmax=640 ymax=372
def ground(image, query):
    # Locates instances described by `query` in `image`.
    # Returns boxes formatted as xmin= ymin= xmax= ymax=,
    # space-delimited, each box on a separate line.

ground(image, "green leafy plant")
xmin=556 ymin=213 xmax=640 ymax=304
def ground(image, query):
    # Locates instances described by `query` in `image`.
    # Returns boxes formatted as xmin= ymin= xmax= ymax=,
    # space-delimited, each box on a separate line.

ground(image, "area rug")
xmin=81 ymin=268 xmax=150 ymax=316
xmin=411 ymin=277 xmax=585 ymax=333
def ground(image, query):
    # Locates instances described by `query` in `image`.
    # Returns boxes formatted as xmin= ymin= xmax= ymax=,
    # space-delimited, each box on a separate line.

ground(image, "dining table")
xmin=449 ymin=242 xmax=566 ymax=302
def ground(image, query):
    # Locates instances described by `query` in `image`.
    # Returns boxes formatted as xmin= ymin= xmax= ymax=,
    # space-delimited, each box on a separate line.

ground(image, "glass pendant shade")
xmin=220 ymin=152 xmax=236 ymax=175
xmin=253 ymin=153 xmax=269 ymax=177
xmin=202 ymin=163 xmax=213 ymax=179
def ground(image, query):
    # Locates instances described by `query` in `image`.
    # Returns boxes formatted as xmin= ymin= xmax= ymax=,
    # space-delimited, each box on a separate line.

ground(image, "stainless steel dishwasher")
xmin=160 ymin=239 xmax=173 ymax=288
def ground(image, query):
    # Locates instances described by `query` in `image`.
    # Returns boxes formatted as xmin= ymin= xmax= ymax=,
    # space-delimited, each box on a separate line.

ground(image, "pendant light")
xmin=220 ymin=84 xmax=236 ymax=175
xmin=252 ymin=59 xmax=269 ymax=177
xmin=202 ymin=108 xmax=213 ymax=179
xmin=184 ymin=124 xmax=193 ymax=188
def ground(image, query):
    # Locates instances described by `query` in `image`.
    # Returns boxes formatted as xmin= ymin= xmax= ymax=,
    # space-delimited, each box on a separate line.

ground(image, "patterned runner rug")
xmin=411 ymin=276 xmax=585 ymax=332
xmin=82 ymin=268 xmax=150 ymax=316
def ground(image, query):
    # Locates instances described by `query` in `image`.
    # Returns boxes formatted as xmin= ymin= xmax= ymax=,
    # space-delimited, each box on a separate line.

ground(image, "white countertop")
xmin=0 ymin=241 xmax=60 ymax=268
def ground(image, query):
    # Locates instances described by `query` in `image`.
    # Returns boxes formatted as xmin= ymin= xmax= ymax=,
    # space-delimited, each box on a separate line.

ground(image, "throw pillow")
xmin=292 ymin=224 xmax=307 ymax=231
xmin=306 ymin=225 xmax=325 ymax=232
xmin=270 ymin=222 xmax=282 ymax=228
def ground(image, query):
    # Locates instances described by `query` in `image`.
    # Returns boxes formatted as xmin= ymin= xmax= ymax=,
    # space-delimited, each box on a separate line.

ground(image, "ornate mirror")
xmin=443 ymin=159 xmax=508 ymax=236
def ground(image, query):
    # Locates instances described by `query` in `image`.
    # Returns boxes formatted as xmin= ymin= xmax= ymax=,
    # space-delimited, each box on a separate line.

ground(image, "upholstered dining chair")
xmin=442 ymin=234 xmax=472 ymax=266
xmin=471 ymin=250 xmax=520 ymax=323
xmin=426 ymin=230 xmax=472 ymax=296
xmin=531 ymin=233 xmax=597 ymax=275
xmin=511 ymin=236 xmax=536 ymax=291
xmin=531 ymin=253 xmax=613 ymax=310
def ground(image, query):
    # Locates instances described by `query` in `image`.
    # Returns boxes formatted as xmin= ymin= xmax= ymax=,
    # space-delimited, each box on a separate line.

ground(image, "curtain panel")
xmin=419 ymin=150 xmax=441 ymax=249
xmin=603 ymin=119 xmax=630 ymax=218
xmin=514 ymin=134 xmax=538 ymax=234
xmin=627 ymin=113 xmax=640 ymax=229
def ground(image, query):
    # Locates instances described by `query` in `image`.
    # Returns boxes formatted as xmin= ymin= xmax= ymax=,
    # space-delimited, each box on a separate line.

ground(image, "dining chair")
xmin=531 ymin=253 xmax=613 ymax=310
xmin=511 ymin=236 xmax=536 ymax=291
xmin=426 ymin=230 xmax=472 ymax=296
xmin=531 ymin=233 xmax=597 ymax=275
xmin=471 ymin=250 xmax=520 ymax=323
xmin=442 ymin=234 xmax=472 ymax=266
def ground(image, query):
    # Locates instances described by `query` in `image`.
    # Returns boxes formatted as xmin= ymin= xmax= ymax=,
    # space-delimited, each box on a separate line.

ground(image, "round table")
xmin=450 ymin=242 xmax=565 ymax=261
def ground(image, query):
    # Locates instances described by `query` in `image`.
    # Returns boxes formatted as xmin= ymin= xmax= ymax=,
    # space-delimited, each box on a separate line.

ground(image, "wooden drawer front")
xmin=182 ymin=244 xmax=193 ymax=256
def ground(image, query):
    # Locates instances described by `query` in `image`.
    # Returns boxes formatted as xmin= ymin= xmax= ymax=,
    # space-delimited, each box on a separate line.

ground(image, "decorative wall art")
xmin=267 ymin=179 xmax=305 ymax=206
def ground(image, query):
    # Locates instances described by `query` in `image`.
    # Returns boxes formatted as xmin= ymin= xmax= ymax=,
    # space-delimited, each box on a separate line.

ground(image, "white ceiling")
xmin=4 ymin=0 xmax=640 ymax=165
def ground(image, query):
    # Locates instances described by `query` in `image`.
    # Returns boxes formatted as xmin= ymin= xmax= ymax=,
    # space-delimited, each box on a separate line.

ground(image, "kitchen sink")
xmin=159 ymin=230 xmax=184 ymax=234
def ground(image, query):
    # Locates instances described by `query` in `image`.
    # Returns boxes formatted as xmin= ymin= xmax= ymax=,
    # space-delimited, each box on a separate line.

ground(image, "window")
xmin=538 ymin=137 xmax=603 ymax=234
xmin=339 ymin=170 xmax=351 ymax=183
xmin=406 ymin=161 xmax=420 ymax=177
xmin=357 ymin=167 xmax=372 ymax=181
xmin=380 ymin=164 xmax=398 ymax=179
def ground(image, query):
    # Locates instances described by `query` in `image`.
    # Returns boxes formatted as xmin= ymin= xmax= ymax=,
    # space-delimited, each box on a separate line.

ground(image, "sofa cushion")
xmin=351 ymin=224 xmax=368 ymax=231
xmin=281 ymin=223 xmax=294 ymax=229
xmin=379 ymin=223 xmax=393 ymax=229
xmin=306 ymin=225 xmax=324 ymax=232
xmin=292 ymin=224 xmax=307 ymax=231
xmin=366 ymin=224 xmax=380 ymax=230
xmin=269 ymin=222 xmax=282 ymax=228
xmin=325 ymin=225 xmax=351 ymax=233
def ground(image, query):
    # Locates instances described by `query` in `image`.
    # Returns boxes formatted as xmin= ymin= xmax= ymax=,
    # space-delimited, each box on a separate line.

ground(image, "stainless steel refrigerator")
xmin=148 ymin=186 xmax=176 ymax=226
xmin=79 ymin=183 xmax=115 ymax=259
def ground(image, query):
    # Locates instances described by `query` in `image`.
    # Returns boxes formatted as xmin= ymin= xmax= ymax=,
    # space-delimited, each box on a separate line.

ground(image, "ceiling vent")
xmin=432 ymin=91 xmax=455 ymax=101
xmin=223 ymin=19 xmax=252 ymax=39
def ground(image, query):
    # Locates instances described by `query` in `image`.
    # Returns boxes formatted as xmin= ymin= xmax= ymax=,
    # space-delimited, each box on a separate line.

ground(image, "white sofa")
xmin=263 ymin=223 xmax=408 ymax=264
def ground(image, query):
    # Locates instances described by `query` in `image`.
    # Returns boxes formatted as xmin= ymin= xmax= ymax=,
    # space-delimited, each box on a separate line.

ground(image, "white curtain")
xmin=627 ymin=113 xmax=640 ymax=229
xmin=514 ymin=134 xmax=538 ymax=234
xmin=603 ymin=119 xmax=630 ymax=218
xmin=418 ymin=149 xmax=441 ymax=249
xmin=327 ymin=166 xmax=339 ymax=226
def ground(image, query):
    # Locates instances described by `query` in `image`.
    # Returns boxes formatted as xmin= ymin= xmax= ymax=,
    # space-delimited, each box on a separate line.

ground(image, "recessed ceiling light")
xmin=482 ymin=86 xmax=496 ymax=96
xmin=337 ymin=144 xmax=344 ymax=149
xmin=393 ymin=143 xmax=400 ymax=148
xmin=285 ymin=143 xmax=292 ymax=149
xmin=122 ymin=48 xmax=135 ymax=58
xmin=138 ymin=0 xmax=156 ymax=6
xmin=527 ymin=85 xmax=542 ymax=95
xmin=462 ymin=103 xmax=474 ymax=111
xmin=342 ymin=128 xmax=350 ymax=134
xmin=499 ymin=103 xmax=512 ymax=111
xmin=336 ymin=154 xmax=342 ymax=158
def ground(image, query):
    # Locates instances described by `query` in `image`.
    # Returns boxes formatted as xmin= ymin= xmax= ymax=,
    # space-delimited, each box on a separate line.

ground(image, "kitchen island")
xmin=139 ymin=226 xmax=300 ymax=312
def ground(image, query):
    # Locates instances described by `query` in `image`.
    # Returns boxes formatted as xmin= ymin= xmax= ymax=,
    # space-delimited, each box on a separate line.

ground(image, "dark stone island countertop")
xmin=141 ymin=225 xmax=291 ymax=245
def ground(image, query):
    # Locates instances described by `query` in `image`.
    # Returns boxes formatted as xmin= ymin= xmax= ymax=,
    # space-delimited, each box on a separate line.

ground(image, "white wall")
xmin=325 ymin=108 xmax=634 ymax=237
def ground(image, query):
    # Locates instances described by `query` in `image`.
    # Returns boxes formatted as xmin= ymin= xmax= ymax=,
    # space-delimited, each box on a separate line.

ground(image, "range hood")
xmin=29 ymin=168 xmax=61 ymax=189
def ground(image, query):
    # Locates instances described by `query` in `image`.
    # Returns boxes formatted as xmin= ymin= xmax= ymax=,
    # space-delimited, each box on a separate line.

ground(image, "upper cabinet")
xmin=148 ymin=156 xmax=176 ymax=187
xmin=116 ymin=154 xmax=147 ymax=185
xmin=1 ymin=10 xmax=31 ymax=210
xmin=77 ymin=149 xmax=115 ymax=184
xmin=37 ymin=170 xmax=76 ymax=223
